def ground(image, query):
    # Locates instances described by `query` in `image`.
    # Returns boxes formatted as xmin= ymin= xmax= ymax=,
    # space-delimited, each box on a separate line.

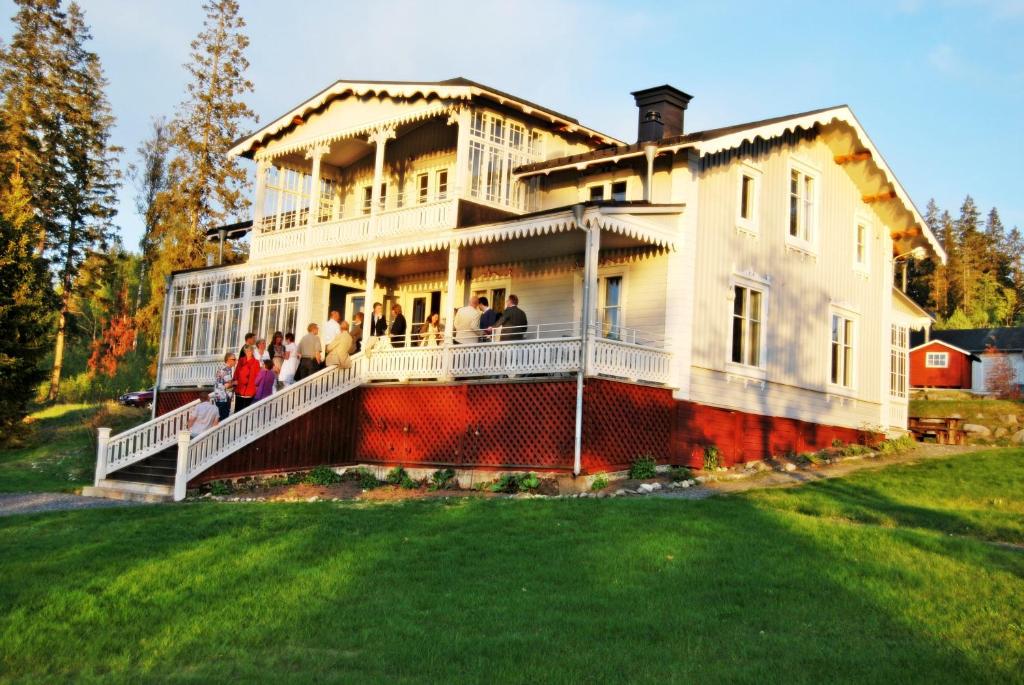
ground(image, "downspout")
xmin=218 ymin=228 xmax=226 ymax=265
xmin=643 ymin=144 xmax=658 ymax=202
xmin=151 ymin=275 xmax=173 ymax=420
xmin=573 ymin=203 xmax=589 ymax=477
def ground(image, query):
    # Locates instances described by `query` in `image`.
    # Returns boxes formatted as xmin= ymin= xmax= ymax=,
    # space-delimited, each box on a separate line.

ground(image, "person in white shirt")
xmin=321 ymin=310 xmax=341 ymax=347
xmin=453 ymin=296 xmax=482 ymax=344
xmin=188 ymin=394 xmax=221 ymax=438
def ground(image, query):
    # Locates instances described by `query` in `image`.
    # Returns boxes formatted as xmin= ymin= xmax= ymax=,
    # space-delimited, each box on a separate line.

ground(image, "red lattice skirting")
xmin=154 ymin=379 xmax=877 ymax=485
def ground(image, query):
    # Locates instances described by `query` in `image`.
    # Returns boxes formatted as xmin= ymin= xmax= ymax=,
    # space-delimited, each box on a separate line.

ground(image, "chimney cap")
xmin=631 ymin=84 xmax=694 ymax=109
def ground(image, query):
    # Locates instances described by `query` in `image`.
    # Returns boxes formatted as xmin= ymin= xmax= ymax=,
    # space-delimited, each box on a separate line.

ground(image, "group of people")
xmin=186 ymin=295 xmax=528 ymax=437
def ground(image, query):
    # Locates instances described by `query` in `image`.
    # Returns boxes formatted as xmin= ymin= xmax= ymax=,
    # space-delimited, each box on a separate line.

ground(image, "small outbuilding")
xmin=909 ymin=339 xmax=978 ymax=389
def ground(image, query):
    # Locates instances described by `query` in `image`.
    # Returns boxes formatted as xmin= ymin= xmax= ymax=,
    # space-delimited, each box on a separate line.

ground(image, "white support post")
xmin=151 ymin=275 xmax=174 ymax=419
xmin=443 ymin=242 xmax=460 ymax=380
xmin=583 ymin=226 xmax=601 ymax=375
xmin=368 ymin=127 xmax=396 ymax=236
xmin=253 ymin=158 xmax=269 ymax=227
xmin=174 ymin=430 xmax=191 ymax=502
xmin=94 ymin=427 xmax=111 ymax=486
xmin=273 ymin=163 xmax=285 ymax=232
xmin=306 ymin=145 xmax=328 ymax=230
xmin=362 ymin=254 xmax=377 ymax=351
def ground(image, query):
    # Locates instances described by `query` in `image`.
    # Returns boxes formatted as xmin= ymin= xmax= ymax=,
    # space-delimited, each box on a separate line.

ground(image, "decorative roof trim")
xmin=909 ymin=339 xmax=976 ymax=358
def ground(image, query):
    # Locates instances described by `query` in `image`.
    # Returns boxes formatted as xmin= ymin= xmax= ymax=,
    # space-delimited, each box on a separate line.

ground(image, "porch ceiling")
xmin=325 ymin=229 xmax=655 ymax=280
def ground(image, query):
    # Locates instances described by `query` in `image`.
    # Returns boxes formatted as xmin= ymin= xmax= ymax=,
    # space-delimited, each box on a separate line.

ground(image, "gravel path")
xmin=0 ymin=492 xmax=144 ymax=517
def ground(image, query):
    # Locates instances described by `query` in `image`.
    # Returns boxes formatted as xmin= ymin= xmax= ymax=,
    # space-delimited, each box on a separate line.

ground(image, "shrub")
xmin=669 ymin=466 xmax=692 ymax=482
xmin=344 ymin=467 xmax=381 ymax=489
xmin=304 ymin=466 xmax=342 ymax=486
xmin=490 ymin=473 xmax=521 ymax=493
xmin=518 ymin=472 xmax=540 ymax=491
xmin=831 ymin=438 xmax=844 ymax=448
xmin=400 ymin=474 xmax=420 ymax=489
xmin=385 ymin=466 xmax=408 ymax=485
xmin=590 ymin=475 xmax=609 ymax=491
xmin=628 ymin=455 xmax=658 ymax=480
xmin=286 ymin=472 xmax=303 ymax=485
xmin=209 ymin=480 xmax=230 ymax=496
xmin=430 ymin=468 xmax=457 ymax=490
xmin=702 ymin=446 xmax=721 ymax=471
xmin=263 ymin=476 xmax=287 ymax=488
xmin=877 ymin=435 xmax=916 ymax=454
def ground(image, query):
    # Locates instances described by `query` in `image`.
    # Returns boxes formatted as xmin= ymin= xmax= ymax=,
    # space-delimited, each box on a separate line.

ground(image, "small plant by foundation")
xmin=669 ymin=467 xmax=693 ymax=482
xmin=430 ymin=468 xmax=456 ymax=491
xmin=344 ymin=467 xmax=381 ymax=489
xmin=209 ymin=480 xmax=230 ymax=496
xmin=303 ymin=466 xmax=342 ymax=486
xmin=385 ymin=467 xmax=408 ymax=485
xmin=591 ymin=475 xmax=609 ymax=491
xmin=628 ymin=455 xmax=657 ymax=480
xmin=702 ymin=446 xmax=721 ymax=471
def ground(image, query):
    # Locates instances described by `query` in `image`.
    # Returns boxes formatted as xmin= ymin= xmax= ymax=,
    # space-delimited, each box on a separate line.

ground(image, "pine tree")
xmin=931 ymin=210 xmax=955 ymax=318
xmin=907 ymin=198 xmax=940 ymax=308
xmin=44 ymin=3 xmax=121 ymax=400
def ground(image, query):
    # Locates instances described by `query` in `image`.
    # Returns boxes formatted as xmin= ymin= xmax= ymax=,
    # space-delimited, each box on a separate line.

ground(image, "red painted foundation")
xmin=158 ymin=378 xmax=876 ymax=485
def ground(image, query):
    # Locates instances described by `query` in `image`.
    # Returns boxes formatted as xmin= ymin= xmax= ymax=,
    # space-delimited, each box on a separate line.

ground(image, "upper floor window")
xmin=436 ymin=170 xmax=448 ymax=200
xmin=417 ymin=174 xmax=429 ymax=204
xmin=600 ymin=274 xmax=624 ymax=339
xmin=925 ymin=351 xmax=949 ymax=368
xmin=362 ymin=186 xmax=372 ymax=215
xmin=611 ymin=181 xmax=627 ymax=202
xmin=854 ymin=217 xmax=870 ymax=272
xmin=731 ymin=285 xmax=764 ymax=368
xmin=736 ymin=163 xmax=762 ymax=235
xmin=788 ymin=161 xmax=818 ymax=249
xmin=466 ymin=110 xmax=543 ymax=210
xmin=830 ymin=312 xmax=856 ymax=388
xmin=589 ymin=185 xmax=604 ymax=201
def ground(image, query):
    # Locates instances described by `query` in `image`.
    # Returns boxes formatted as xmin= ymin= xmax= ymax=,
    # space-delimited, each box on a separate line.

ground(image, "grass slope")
xmin=0 ymin=451 xmax=1022 ymax=683
xmin=0 ymin=403 xmax=148 ymax=493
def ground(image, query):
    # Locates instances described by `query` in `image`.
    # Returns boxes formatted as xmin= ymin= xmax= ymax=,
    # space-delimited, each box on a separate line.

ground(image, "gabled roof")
xmin=515 ymin=104 xmax=945 ymax=264
xmin=909 ymin=338 xmax=980 ymax=360
xmin=926 ymin=327 xmax=1024 ymax=353
xmin=229 ymin=77 xmax=623 ymax=158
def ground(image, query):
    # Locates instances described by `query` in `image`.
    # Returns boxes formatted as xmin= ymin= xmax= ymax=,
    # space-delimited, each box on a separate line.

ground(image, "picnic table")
xmin=907 ymin=416 xmax=965 ymax=445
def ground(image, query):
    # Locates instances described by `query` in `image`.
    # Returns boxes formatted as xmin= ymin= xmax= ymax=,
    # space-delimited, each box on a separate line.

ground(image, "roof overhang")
xmin=910 ymin=338 xmax=980 ymax=361
xmin=229 ymin=80 xmax=623 ymax=159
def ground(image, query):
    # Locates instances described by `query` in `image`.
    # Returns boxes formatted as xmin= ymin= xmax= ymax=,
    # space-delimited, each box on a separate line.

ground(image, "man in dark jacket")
xmin=390 ymin=304 xmax=407 ymax=347
xmin=370 ymin=302 xmax=388 ymax=337
xmin=478 ymin=296 xmax=498 ymax=341
xmin=491 ymin=294 xmax=527 ymax=341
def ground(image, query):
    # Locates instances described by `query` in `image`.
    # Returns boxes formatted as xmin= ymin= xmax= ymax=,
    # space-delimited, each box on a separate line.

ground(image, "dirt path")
xmin=663 ymin=444 xmax=989 ymax=498
xmin=0 ymin=493 xmax=144 ymax=517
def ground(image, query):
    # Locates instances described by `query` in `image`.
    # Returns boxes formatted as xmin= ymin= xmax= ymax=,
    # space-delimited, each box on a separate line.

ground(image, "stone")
xmin=615 ymin=489 xmax=627 ymax=496
xmin=681 ymin=481 xmax=691 ymax=488
xmin=1006 ymin=415 xmax=1018 ymax=424
xmin=995 ymin=427 xmax=1008 ymax=439
xmin=639 ymin=483 xmax=656 ymax=493
xmin=1012 ymin=429 xmax=1024 ymax=444
xmin=307 ymin=496 xmax=319 ymax=502
xmin=783 ymin=463 xmax=797 ymax=472
xmin=962 ymin=423 xmax=991 ymax=436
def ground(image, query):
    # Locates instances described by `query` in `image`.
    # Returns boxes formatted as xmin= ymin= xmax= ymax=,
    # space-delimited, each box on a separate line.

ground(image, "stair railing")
xmin=95 ymin=399 xmax=200 ymax=486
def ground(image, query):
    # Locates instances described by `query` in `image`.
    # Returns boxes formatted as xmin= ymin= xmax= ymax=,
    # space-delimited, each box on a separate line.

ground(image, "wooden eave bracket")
xmin=834 ymin=150 xmax=872 ymax=164
xmin=862 ymin=189 xmax=897 ymax=203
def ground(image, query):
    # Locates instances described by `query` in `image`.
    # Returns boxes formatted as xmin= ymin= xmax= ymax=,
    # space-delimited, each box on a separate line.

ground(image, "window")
xmin=611 ymin=181 xmax=627 ymax=202
xmin=589 ymin=185 xmax=604 ymax=201
xmin=436 ymin=169 xmax=448 ymax=200
xmin=890 ymin=325 xmax=909 ymax=399
xmin=600 ymin=275 xmax=623 ymax=339
xmin=378 ymin=183 xmax=387 ymax=210
xmin=854 ymin=215 xmax=871 ymax=272
xmin=362 ymin=186 xmax=372 ymax=215
xmin=830 ymin=313 xmax=856 ymax=388
xmin=417 ymin=174 xmax=429 ymax=204
xmin=166 ymin=274 xmax=247 ymax=360
xmin=731 ymin=285 xmax=764 ymax=367
xmin=465 ymin=110 xmax=543 ymax=210
xmin=736 ymin=164 xmax=761 ymax=235
xmin=925 ymin=351 xmax=949 ymax=368
xmin=788 ymin=164 xmax=817 ymax=246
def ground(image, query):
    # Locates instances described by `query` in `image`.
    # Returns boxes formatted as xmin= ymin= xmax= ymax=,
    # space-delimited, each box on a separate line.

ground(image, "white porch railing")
xmin=889 ymin=401 xmax=908 ymax=429
xmin=94 ymin=399 xmax=199 ymax=485
xmin=249 ymin=199 xmax=455 ymax=260
xmin=591 ymin=338 xmax=673 ymax=386
xmin=178 ymin=355 xmax=366 ymax=499
xmin=452 ymin=339 xmax=582 ymax=376
xmin=162 ymin=360 xmax=221 ymax=388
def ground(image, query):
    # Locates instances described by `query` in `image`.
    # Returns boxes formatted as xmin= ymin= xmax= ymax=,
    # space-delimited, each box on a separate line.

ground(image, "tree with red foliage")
xmin=983 ymin=344 xmax=1019 ymax=399
xmin=87 ymin=288 xmax=136 ymax=377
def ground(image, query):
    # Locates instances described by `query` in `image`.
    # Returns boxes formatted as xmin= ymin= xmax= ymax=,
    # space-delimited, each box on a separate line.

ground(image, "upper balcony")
xmin=222 ymin=80 xmax=624 ymax=263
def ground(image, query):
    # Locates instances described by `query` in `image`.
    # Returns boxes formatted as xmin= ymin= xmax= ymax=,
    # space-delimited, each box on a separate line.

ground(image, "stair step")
xmin=107 ymin=470 xmax=175 ymax=486
xmin=83 ymin=480 xmax=174 ymax=503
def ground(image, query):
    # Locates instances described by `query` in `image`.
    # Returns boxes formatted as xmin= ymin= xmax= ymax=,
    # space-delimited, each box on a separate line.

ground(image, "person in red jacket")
xmin=233 ymin=344 xmax=261 ymax=412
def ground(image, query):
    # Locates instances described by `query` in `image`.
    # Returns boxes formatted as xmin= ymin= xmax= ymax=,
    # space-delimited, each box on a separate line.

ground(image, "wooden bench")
xmin=907 ymin=416 xmax=965 ymax=445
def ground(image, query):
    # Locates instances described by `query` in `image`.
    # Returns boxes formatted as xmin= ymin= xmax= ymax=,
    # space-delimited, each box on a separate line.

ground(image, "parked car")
xmin=118 ymin=387 xmax=154 ymax=409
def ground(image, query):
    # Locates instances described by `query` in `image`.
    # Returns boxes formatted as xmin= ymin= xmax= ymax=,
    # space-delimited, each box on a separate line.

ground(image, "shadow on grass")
xmin=1 ymin=494 xmax=1021 ymax=683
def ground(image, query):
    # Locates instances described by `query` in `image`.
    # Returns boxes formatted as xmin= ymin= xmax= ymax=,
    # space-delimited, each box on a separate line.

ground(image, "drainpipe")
xmin=151 ymin=275 xmax=173 ymax=420
xmin=643 ymin=144 xmax=658 ymax=202
xmin=218 ymin=228 xmax=226 ymax=265
xmin=573 ymin=203 xmax=589 ymax=476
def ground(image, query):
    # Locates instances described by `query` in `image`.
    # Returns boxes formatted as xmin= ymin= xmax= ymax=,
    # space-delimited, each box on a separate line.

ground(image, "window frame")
xmin=725 ymin=274 xmax=769 ymax=380
xmin=596 ymin=267 xmax=628 ymax=340
xmin=925 ymin=351 xmax=949 ymax=368
xmin=786 ymin=157 xmax=820 ymax=255
xmin=735 ymin=162 xmax=762 ymax=236
xmin=828 ymin=308 xmax=858 ymax=393
xmin=853 ymin=212 xmax=872 ymax=274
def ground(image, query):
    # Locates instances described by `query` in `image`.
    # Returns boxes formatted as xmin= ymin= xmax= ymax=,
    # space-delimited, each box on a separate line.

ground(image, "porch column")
xmin=583 ymin=226 xmax=601 ymax=375
xmin=444 ymin=242 xmax=460 ymax=343
xmin=305 ymin=144 xmax=329 ymax=229
xmin=362 ymin=254 xmax=377 ymax=351
xmin=253 ymin=157 xmax=270 ymax=227
xmin=368 ymin=126 xmax=396 ymax=235
xmin=273 ymin=163 xmax=285 ymax=232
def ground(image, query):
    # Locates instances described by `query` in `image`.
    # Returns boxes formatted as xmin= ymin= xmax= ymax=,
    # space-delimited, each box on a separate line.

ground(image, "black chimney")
xmin=631 ymin=85 xmax=693 ymax=142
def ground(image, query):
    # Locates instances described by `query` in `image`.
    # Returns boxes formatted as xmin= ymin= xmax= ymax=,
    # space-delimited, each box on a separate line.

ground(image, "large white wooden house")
xmin=89 ymin=78 xmax=941 ymax=501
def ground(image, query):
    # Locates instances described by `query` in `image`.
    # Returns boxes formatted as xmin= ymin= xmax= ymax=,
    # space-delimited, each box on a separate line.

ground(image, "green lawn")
xmin=0 ymin=403 xmax=148 ymax=493
xmin=909 ymin=397 xmax=1024 ymax=421
xmin=1 ymin=451 xmax=1021 ymax=683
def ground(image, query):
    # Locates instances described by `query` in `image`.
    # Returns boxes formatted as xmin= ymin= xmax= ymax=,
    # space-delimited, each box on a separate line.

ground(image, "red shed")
xmin=910 ymin=340 xmax=978 ymax=389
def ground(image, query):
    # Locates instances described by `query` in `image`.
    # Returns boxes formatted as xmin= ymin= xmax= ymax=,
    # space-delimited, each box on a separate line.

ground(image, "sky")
xmin=2 ymin=0 xmax=1022 ymax=247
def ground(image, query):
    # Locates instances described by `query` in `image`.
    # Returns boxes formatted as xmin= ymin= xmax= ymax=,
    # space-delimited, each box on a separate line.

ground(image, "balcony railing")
xmin=250 ymin=198 xmax=455 ymax=259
